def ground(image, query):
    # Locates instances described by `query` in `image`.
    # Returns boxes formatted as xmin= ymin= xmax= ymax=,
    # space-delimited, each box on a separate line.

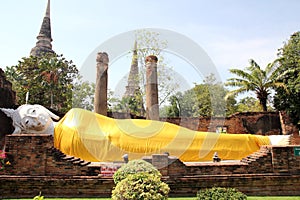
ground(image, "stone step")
xmin=49 ymin=147 xmax=91 ymax=168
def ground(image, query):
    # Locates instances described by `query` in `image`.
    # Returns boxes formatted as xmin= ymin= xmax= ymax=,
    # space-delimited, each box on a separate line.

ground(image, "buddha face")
xmin=18 ymin=105 xmax=56 ymax=132
xmin=0 ymin=104 xmax=60 ymax=134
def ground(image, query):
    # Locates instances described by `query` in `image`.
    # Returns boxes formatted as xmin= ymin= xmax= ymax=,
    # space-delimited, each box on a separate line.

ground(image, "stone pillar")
xmin=145 ymin=55 xmax=159 ymax=120
xmin=94 ymin=52 xmax=109 ymax=115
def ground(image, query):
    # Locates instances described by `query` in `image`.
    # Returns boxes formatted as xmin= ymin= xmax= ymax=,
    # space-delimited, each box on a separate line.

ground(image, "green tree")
xmin=107 ymin=89 xmax=120 ymax=112
xmin=225 ymin=59 xmax=288 ymax=111
xmin=165 ymin=74 xmax=236 ymax=117
xmin=112 ymin=96 xmax=142 ymax=115
xmin=5 ymin=53 xmax=78 ymax=113
xmin=135 ymin=29 xmax=179 ymax=106
xmin=72 ymin=75 xmax=95 ymax=111
xmin=191 ymin=76 xmax=235 ymax=117
xmin=135 ymin=29 xmax=170 ymax=102
xmin=166 ymin=95 xmax=180 ymax=117
xmin=236 ymin=97 xmax=263 ymax=112
xmin=274 ymin=32 xmax=300 ymax=125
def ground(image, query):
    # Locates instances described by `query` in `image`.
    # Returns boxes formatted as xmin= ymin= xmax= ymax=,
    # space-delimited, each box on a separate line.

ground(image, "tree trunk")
xmin=260 ymin=97 xmax=268 ymax=111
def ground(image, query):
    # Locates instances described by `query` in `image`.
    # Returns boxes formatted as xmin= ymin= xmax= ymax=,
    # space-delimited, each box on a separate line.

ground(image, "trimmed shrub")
xmin=111 ymin=172 xmax=170 ymax=200
xmin=196 ymin=187 xmax=247 ymax=200
xmin=113 ymin=159 xmax=161 ymax=184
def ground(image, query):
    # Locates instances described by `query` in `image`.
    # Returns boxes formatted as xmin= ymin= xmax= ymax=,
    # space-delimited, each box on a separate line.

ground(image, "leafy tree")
xmin=112 ymin=95 xmax=143 ymax=116
xmin=191 ymin=77 xmax=235 ymax=117
xmin=72 ymin=75 xmax=95 ymax=111
xmin=107 ymin=89 xmax=120 ymax=112
xmin=164 ymin=74 xmax=236 ymax=117
xmin=225 ymin=59 xmax=288 ymax=111
xmin=274 ymin=32 xmax=300 ymax=124
xmin=175 ymin=90 xmax=195 ymax=117
xmin=165 ymin=95 xmax=180 ymax=117
xmin=5 ymin=53 xmax=78 ymax=113
xmin=224 ymin=92 xmax=238 ymax=115
xmin=236 ymin=96 xmax=261 ymax=112
xmin=235 ymin=96 xmax=267 ymax=112
xmin=136 ymin=30 xmax=179 ymax=105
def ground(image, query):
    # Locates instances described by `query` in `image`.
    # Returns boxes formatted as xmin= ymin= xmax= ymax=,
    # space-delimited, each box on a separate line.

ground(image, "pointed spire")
xmin=30 ymin=0 xmax=55 ymax=57
xmin=123 ymin=41 xmax=145 ymax=116
xmin=45 ymin=0 xmax=50 ymax=18
xmin=133 ymin=40 xmax=137 ymax=53
xmin=124 ymin=41 xmax=140 ymax=98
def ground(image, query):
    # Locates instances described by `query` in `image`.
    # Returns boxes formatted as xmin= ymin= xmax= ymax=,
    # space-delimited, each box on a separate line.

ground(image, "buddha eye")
xmin=32 ymin=109 xmax=36 ymax=113
xmin=25 ymin=119 xmax=29 ymax=124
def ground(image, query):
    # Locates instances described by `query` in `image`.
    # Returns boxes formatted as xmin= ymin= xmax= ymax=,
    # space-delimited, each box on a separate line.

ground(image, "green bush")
xmin=113 ymin=159 xmax=161 ymax=184
xmin=111 ymin=172 xmax=170 ymax=200
xmin=196 ymin=187 xmax=247 ymax=200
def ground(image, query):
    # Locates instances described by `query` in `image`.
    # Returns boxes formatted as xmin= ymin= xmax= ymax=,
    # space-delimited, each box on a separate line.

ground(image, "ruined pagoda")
xmin=124 ymin=41 xmax=145 ymax=116
xmin=30 ymin=0 xmax=55 ymax=56
xmin=124 ymin=41 xmax=140 ymax=97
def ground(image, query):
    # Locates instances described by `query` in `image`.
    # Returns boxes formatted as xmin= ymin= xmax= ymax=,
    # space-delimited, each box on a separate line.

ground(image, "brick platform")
xmin=0 ymin=134 xmax=300 ymax=198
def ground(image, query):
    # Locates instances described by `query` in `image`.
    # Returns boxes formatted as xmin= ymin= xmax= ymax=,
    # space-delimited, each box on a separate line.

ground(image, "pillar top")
xmin=145 ymin=55 xmax=158 ymax=63
xmin=96 ymin=52 xmax=109 ymax=64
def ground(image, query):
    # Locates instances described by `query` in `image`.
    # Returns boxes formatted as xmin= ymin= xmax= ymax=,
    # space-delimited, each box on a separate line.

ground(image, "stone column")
xmin=94 ymin=52 xmax=109 ymax=115
xmin=145 ymin=55 xmax=159 ymax=120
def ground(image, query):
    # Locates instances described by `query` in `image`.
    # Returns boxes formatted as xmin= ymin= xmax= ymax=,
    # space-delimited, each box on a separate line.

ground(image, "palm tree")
xmin=225 ymin=59 xmax=288 ymax=111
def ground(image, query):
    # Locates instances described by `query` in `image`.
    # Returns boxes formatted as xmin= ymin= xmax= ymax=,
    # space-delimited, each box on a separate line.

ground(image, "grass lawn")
xmin=4 ymin=197 xmax=300 ymax=200
xmin=248 ymin=197 xmax=300 ymax=200
xmin=3 ymin=198 xmax=193 ymax=200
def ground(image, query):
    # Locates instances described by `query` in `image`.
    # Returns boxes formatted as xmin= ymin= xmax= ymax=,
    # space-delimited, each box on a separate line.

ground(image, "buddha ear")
xmin=47 ymin=109 xmax=60 ymax=120
xmin=0 ymin=108 xmax=16 ymax=119
xmin=34 ymin=105 xmax=60 ymax=120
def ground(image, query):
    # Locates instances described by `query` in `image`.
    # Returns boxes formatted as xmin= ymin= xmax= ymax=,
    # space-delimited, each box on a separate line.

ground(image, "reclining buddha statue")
xmin=0 ymin=104 xmax=290 ymax=162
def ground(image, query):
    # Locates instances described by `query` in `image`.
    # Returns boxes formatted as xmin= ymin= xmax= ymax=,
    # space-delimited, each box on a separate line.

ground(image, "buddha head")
xmin=0 ymin=104 xmax=60 ymax=134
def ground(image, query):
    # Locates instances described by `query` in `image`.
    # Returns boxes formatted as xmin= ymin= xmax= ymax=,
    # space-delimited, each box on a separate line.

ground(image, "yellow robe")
xmin=54 ymin=108 xmax=270 ymax=162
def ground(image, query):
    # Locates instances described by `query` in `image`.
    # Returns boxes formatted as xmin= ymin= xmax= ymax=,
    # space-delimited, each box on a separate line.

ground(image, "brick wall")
xmin=165 ymin=174 xmax=300 ymax=197
xmin=280 ymin=111 xmax=300 ymax=144
xmin=148 ymin=147 xmax=300 ymax=196
xmin=146 ymin=146 xmax=300 ymax=177
xmin=0 ymin=68 xmax=16 ymax=108
xmin=162 ymin=112 xmax=285 ymax=135
xmin=0 ymin=176 xmax=114 ymax=199
xmin=0 ymin=68 xmax=16 ymax=149
xmin=1 ymin=134 xmax=300 ymax=198
xmin=2 ymin=134 xmax=96 ymax=176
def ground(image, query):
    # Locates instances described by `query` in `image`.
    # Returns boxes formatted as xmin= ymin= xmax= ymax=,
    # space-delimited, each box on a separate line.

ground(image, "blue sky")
xmin=0 ymin=0 xmax=299 ymax=95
